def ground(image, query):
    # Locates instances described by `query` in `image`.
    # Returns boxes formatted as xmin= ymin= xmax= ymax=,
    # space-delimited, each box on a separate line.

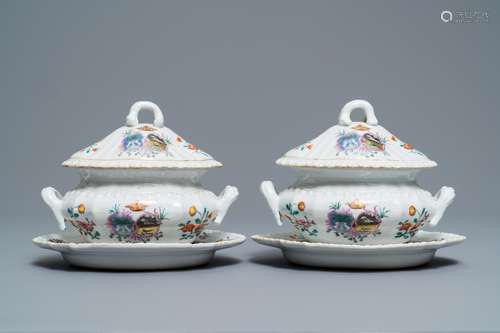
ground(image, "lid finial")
xmin=338 ymin=99 xmax=378 ymax=126
xmin=126 ymin=101 xmax=165 ymax=128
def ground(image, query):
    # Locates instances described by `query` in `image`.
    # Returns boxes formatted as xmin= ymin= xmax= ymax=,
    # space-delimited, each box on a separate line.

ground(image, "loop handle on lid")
xmin=126 ymin=101 xmax=165 ymax=127
xmin=338 ymin=99 xmax=378 ymax=126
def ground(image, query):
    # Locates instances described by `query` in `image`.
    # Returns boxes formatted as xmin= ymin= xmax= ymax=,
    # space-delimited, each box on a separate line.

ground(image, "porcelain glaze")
xmin=33 ymin=230 xmax=246 ymax=270
xmin=42 ymin=102 xmax=238 ymax=243
xmin=252 ymin=231 xmax=465 ymax=269
xmin=261 ymin=100 xmax=455 ymax=245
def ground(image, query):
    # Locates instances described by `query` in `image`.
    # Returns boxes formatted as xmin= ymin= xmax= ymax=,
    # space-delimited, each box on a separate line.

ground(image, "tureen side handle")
xmin=214 ymin=186 xmax=239 ymax=224
xmin=428 ymin=186 xmax=456 ymax=227
xmin=260 ymin=181 xmax=282 ymax=226
xmin=41 ymin=187 xmax=66 ymax=231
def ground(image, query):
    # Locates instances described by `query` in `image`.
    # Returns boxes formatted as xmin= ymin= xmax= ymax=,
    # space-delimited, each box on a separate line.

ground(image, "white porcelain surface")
xmin=261 ymin=100 xmax=456 ymax=245
xmin=41 ymin=101 xmax=239 ymax=243
xmin=252 ymin=231 xmax=465 ymax=269
xmin=33 ymin=230 xmax=246 ymax=270
xmin=276 ymin=99 xmax=436 ymax=169
xmin=63 ymin=101 xmax=222 ymax=169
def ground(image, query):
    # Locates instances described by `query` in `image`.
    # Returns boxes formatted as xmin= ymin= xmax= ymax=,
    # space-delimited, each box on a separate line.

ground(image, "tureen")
xmin=261 ymin=99 xmax=455 ymax=245
xmin=41 ymin=101 xmax=239 ymax=243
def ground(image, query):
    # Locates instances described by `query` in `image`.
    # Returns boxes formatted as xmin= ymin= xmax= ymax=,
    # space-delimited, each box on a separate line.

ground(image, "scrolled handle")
xmin=214 ymin=186 xmax=239 ymax=224
xmin=41 ymin=187 xmax=66 ymax=231
xmin=126 ymin=101 xmax=165 ymax=128
xmin=338 ymin=99 xmax=378 ymax=126
xmin=260 ymin=181 xmax=282 ymax=226
xmin=428 ymin=186 xmax=456 ymax=227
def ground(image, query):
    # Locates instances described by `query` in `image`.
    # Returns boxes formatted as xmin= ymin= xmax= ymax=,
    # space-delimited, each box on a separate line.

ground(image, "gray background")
xmin=1 ymin=0 xmax=499 ymax=332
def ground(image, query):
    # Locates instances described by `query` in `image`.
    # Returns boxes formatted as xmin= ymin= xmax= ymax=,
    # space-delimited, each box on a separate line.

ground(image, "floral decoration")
xmin=120 ymin=128 xmax=171 ymax=158
xmin=178 ymin=206 xmax=216 ymax=240
xmin=336 ymin=130 xmax=387 ymax=157
xmin=390 ymin=135 xmax=425 ymax=156
xmin=107 ymin=204 xmax=166 ymax=242
xmin=326 ymin=202 xmax=389 ymax=243
xmin=65 ymin=204 xmax=100 ymax=240
xmin=79 ymin=144 xmax=99 ymax=156
xmin=294 ymin=143 xmax=314 ymax=151
xmin=280 ymin=202 xmax=319 ymax=237
xmin=116 ymin=129 xmax=213 ymax=159
xmin=175 ymin=136 xmax=211 ymax=157
xmin=395 ymin=205 xmax=430 ymax=239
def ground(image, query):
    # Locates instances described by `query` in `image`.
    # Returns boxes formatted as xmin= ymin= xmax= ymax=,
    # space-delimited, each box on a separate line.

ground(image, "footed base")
xmin=283 ymin=248 xmax=435 ymax=269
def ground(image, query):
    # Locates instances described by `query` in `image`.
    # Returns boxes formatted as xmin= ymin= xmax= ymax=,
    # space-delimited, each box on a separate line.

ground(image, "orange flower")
xmin=403 ymin=143 xmax=413 ymax=150
xmin=306 ymin=144 xmax=313 ymax=150
xmin=298 ymin=201 xmax=306 ymax=211
xmin=176 ymin=136 xmax=184 ymax=143
xmin=409 ymin=205 xmax=416 ymax=216
xmin=187 ymin=144 xmax=197 ymax=150
xmin=189 ymin=206 xmax=197 ymax=216
xmin=391 ymin=135 xmax=398 ymax=142
xmin=77 ymin=204 xmax=86 ymax=214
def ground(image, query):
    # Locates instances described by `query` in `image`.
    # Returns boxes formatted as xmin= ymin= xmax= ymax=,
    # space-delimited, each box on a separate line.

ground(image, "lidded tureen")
xmin=42 ymin=101 xmax=239 ymax=243
xmin=261 ymin=99 xmax=455 ymax=245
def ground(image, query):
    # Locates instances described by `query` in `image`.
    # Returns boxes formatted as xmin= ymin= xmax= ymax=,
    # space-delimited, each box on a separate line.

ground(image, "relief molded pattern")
xmin=64 ymin=183 xmax=216 ymax=201
xmin=281 ymin=183 xmax=435 ymax=202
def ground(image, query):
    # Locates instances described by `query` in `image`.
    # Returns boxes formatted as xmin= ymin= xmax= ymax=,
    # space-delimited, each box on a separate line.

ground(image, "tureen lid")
xmin=276 ymin=100 xmax=437 ymax=169
xmin=62 ymin=101 xmax=222 ymax=169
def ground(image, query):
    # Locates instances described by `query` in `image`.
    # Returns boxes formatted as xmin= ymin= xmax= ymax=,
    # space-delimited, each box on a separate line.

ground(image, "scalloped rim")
xmin=62 ymin=158 xmax=223 ymax=169
xmin=276 ymin=157 xmax=437 ymax=169
xmin=33 ymin=231 xmax=246 ymax=251
xmin=252 ymin=232 xmax=465 ymax=251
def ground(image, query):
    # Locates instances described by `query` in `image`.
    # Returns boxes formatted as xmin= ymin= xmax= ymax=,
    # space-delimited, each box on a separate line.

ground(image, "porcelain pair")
xmin=42 ymin=100 xmax=455 ymax=245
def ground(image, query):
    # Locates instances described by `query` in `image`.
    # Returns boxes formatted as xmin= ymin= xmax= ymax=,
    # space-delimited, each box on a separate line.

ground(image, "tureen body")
xmin=42 ymin=101 xmax=238 ymax=243
xmin=261 ymin=100 xmax=455 ymax=245
xmin=262 ymin=170 xmax=454 ymax=245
